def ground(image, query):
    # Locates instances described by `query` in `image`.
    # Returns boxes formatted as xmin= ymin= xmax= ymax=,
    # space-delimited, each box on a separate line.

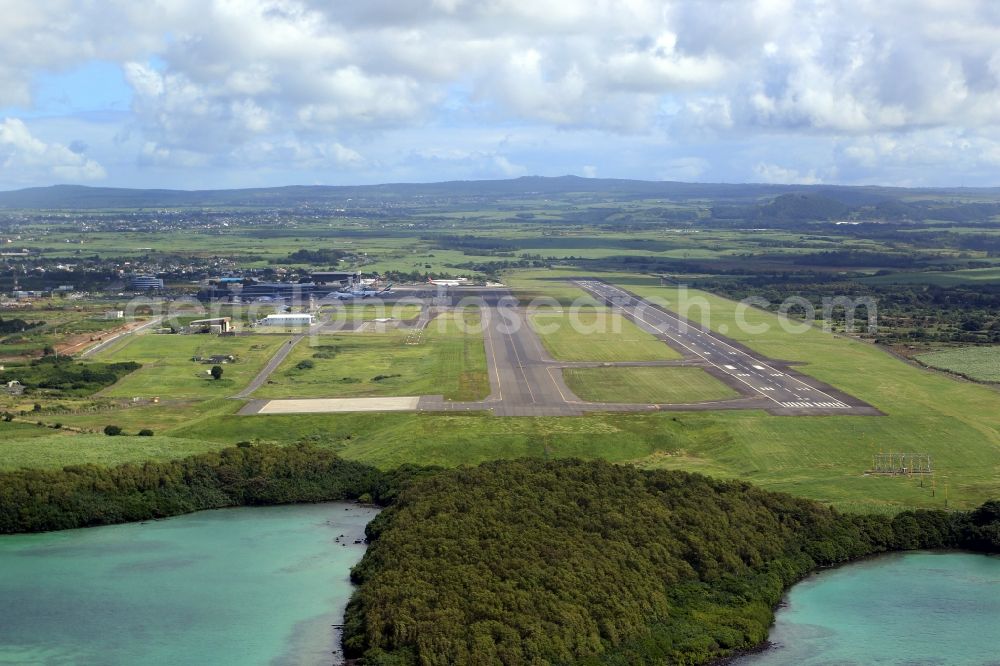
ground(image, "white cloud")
xmin=0 ymin=2 xmax=165 ymax=107
xmin=753 ymin=162 xmax=822 ymax=185
xmin=2 ymin=0 xmax=1000 ymax=186
xmin=492 ymin=155 xmax=525 ymax=176
xmin=659 ymin=157 xmax=709 ymax=181
xmin=0 ymin=118 xmax=106 ymax=184
xmin=839 ymin=128 xmax=1000 ymax=171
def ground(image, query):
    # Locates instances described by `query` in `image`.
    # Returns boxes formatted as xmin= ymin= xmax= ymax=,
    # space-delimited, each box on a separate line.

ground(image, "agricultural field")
xmin=564 ymin=366 xmax=738 ymax=404
xmin=253 ymin=312 xmax=488 ymax=401
xmin=916 ymin=346 xmax=1000 ymax=382
xmin=93 ymin=333 xmax=291 ymax=398
xmin=862 ymin=266 xmax=1000 ymax=286
xmin=530 ymin=309 xmax=681 ymax=361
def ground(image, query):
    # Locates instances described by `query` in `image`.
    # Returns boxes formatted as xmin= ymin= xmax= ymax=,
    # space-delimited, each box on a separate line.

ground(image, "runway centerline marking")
xmin=483 ymin=306 xmax=504 ymax=403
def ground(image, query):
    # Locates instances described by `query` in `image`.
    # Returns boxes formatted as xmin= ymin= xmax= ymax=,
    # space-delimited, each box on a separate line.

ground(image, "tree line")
xmin=0 ymin=443 xmax=430 ymax=534
xmin=0 ymin=355 xmax=141 ymax=397
xmin=0 ymin=316 xmax=45 ymax=335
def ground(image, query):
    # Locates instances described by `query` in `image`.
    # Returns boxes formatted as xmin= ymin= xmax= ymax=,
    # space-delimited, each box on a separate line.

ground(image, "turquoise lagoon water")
xmin=735 ymin=551 xmax=1000 ymax=665
xmin=0 ymin=503 xmax=379 ymax=665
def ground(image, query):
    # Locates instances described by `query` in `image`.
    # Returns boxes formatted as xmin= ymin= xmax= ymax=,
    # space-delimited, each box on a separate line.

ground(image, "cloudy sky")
xmin=2 ymin=0 xmax=1000 ymax=190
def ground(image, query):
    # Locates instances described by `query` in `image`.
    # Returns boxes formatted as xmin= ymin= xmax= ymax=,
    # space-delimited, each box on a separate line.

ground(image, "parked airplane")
xmin=427 ymin=277 xmax=469 ymax=287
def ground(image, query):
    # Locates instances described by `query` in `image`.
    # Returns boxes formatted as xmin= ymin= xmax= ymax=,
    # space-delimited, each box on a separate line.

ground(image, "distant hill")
xmin=2 ymin=176 xmax=998 ymax=210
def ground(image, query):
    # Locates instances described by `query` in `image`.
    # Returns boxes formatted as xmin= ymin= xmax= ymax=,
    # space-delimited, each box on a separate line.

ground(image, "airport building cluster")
xmin=197 ymin=271 xmax=360 ymax=302
xmin=258 ymin=313 xmax=314 ymax=327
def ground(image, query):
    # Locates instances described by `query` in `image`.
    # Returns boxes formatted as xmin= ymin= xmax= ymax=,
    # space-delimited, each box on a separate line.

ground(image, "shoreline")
xmin=711 ymin=548 xmax=1000 ymax=665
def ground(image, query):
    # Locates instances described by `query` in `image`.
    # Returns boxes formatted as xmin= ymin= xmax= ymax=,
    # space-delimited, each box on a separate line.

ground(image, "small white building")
xmin=259 ymin=313 xmax=314 ymax=327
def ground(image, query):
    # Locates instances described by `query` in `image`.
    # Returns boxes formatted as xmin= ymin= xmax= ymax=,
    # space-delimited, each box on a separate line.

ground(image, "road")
xmin=79 ymin=317 xmax=164 ymax=358
xmin=233 ymin=331 xmax=310 ymax=399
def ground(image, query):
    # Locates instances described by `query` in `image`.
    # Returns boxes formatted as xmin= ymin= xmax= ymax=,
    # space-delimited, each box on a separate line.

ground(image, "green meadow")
xmin=529 ymin=309 xmax=682 ymax=361
xmin=564 ymin=366 xmax=738 ymax=404
xmin=93 ymin=334 xmax=291 ymax=398
xmin=0 ymin=429 xmax=226 ymax=470
xmin=253 ymin=313 xmax=488 ymax=401
xmin=861 ymin=266 xmax=1000 ymax=286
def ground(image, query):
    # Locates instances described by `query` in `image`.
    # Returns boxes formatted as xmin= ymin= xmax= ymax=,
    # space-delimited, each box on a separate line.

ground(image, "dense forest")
xmin=344 ymin=459 xmax=1000 ymax=665
xmin=0 ymin=443 xmax=429 ymax=533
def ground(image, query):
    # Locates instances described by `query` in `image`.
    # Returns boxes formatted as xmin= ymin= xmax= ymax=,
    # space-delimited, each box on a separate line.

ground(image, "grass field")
xmin=530 ymin=309 xmax=681 ymax=361
xmin=916 ymin=347 xmax=1000 ymax=383
xmin=564 ymin=366 xmax=738 ymax=403
xmin=601 ymin=274 xmax=1000 ymax=510
xmin=507 ymin=272 xmax=602 ymax=307
xmin=93 ymin=334 xmax=291 ymax=398
xmin=0 ymin=428 xmax=226 ymax=471
xmin=168 ymin=410 xmax=732 ymax=473
xmin=253 ymin=312 xmax=488 ymax=401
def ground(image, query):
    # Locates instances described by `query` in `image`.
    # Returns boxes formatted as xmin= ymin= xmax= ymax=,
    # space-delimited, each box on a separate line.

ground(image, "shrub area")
xmin=916 ymin=346 xmax=1000 ymax=383
xmin=0 ymin=316 xmax=44 ymax=335
xmin=344 ymin=459 xmax=1000 ymax=665
xmin=0 ymin=355 xmax=140 ymax=396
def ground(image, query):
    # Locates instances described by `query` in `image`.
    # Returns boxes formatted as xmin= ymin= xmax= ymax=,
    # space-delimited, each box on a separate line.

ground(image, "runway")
xmin=240 ymin=281 xmax=879 ymax=417
xmin=573 ymin=280 xmax=880 ymax=416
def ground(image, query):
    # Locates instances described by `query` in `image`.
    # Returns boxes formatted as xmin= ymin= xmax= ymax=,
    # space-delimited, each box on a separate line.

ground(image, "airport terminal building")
xmin=198 ymin=272 xmax=359 ymax=302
